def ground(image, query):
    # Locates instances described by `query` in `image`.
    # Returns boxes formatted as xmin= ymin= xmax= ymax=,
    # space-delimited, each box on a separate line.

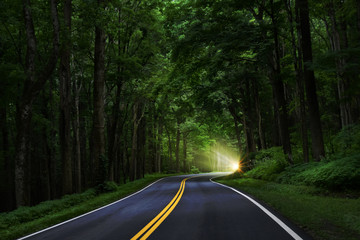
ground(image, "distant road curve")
xmin=19 ymin=173 xmax=311 ymax=240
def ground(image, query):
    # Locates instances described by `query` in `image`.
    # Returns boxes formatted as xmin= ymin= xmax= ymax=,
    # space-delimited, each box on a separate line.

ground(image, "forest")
xmin=0 ymin=0 xmax=359 ymax=212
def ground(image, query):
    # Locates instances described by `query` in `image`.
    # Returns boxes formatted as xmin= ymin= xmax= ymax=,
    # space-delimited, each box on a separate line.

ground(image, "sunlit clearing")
xmin=194 ymin=143 xmax=243 ymax=172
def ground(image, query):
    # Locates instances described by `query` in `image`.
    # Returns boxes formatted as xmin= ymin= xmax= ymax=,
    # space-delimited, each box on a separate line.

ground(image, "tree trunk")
xmin=107 ymin=82 xmax=121 ymax=181
xmin=228 ymin=103 xmax=242 ymax=155
xmin=130 ymin=101 xmax=145 ymax=181
xmin=243 ymin=115 xmax=256 ymax=153
xmin=73 ymin=77 xmax=82 ymax=192
xmin=108 ymin=8 xmax=125 ymax=182
xmin=166 ymin=127 xmax=173 ymax=170
xmin=0 ymin=106 xmax=15 ymax=211
xmin=175 ymin=120 xmax=181 ymax=172
xmin=15 ymin=0 xmax=59 ymax=207
xmin=59 ymin=0 xmax=73 ymax=195
xmin=253 ymin=80 xmax=265 ymax=150
xmin=326 ymin=3 xmax=353 ymax=128
xmin=156 ymin=118 xmax=163 ymax=173
xmin=241 ymin=81 xmax=256 ymax=153
xmin=286 ymin=0 xmax=309 ymax=162
xmin=272 ymin=88 xmax=281 ymax=146
xmin=130 ymin=103 xmax=139 ymax=182
xmin=298 ymin=0 xmax=325 ymax=161
xmin=79 ymin=99 xmax=88 ymax=189
xmin=92 ymin=0 xmax=106 ymax=185
xmin=138 ymin=116 xmax=146 ymax=179
xmin=148 ymin=107 xmax=156 ymax=173
xmin=39 ymin=91 xmax=51 ymax=202
xmin=270 ymin=0 xmax=293 ymax=164
xmin=182 ymin=134 xmax=187 ymax=172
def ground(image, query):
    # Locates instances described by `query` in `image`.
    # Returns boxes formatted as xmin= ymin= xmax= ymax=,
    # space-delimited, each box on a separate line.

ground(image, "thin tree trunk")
xmin=298 ymin=0 xmax=325 ymax=161
xmin=40 ymin=89 xmax=52 ymax=201
xmin=73 ymin=77 xmax=82 ymax=192
xmin=79 ymin=99 xmax=88 ymax=189
xmin=182 ymin=134 xmax=187 ymax=172
xmin=130 ymin=101 xmax=145 ymax=181
xmin=228 ymin=103 xmax=242 ymax=154
xmin=148 ymin=108 xmax=156 ymax=173
xmin=253 ymin=80 xmax=265 ymax=150
xmin=138 ymin=116 xmax=146 ymax=179
xmin=241 ymin=81 xmax=256 ymax=153
xmin=156 ymin=118 xmax=163 ymax=173
xmin=130 ymin=103 xmax=139 ymax=181
xmin=92 ymin=0 xmax=106 ymax=185
xmin=175 ymin=120 xmax=181 ymax=172
xmin=59 ymin=0 xmax=72 ymax=195
xmin=272 ymin=88 xmax=281 ymax=146
xmin=270 ymin=0 xmax=293 ymax=164
xmin=326 ymin=3 xmax=353 ymax=128
xmin=48 ymin=76 xmax=57 ymax=198
xmin=166 ymin=127 xmax=173 ymax=170
xmin=107 ymin=82 xmax=121 ymax=181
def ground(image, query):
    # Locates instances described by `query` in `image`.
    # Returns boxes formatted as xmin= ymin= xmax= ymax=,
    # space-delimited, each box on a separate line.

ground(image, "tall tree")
xmin=59 ymin=0 xmax=73 ymax=195
xmin=284 ymin=0 xmax=309 ymax=162
xmin=297 ymin=0 xmax=325 ymax=161
xmin=92 ymin=0 xmax=106 ymax=185
xmin=269 ymin=0 xmax=293 ymax=164
xmin=15 ymin=0 xmax=59 ymax=207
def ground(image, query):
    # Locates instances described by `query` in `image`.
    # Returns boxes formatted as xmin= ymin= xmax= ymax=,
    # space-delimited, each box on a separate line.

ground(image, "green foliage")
xmin=278 ymin=154 xmax=360 ymax=190
xmin=332 ymin=124 xmax=360 ymax=156
xmin=245 ymin=147 xmax=289 ymax=181
xmin=190 ymin=166 xmax=200 ymax=174
xmin=96 ymin=181 xmax=119 ymax=193
xmin=0 ymin=189 xmax=96 ymax=230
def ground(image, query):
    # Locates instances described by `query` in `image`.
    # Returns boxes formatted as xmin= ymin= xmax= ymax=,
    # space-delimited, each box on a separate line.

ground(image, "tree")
xmin=297 ymin=0 xmax=325 ymax=161
xmin=15 ymin=0 xmax=59 ymax=207
xmin=59 ymin=0 xmax=73 ymax=195
xmin=92 ymin=0 xmax=107 ymax=186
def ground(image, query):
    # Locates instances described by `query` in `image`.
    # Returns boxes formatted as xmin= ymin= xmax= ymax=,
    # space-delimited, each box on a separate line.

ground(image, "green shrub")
xmin=190 ymin=166 xmax=200 ymax=174
xmin=332 ymin=124 xmax=360 ymax=156
xmin=277 ymin=154 xmax=360 ymax=190
xmin=96 ymin=181 xmax=119 ymax=193
xmin=276 ymin=162 xmax=319 ymax=184
xmin=245 ymin=147 xmax=289 ymax=181
xmin=0 ymin=189 xmax=96 ymax=230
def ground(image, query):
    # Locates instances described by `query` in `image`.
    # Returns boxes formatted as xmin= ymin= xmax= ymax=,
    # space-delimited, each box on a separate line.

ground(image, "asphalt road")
xmin=20 ymin=173 xmax=312 ymax=240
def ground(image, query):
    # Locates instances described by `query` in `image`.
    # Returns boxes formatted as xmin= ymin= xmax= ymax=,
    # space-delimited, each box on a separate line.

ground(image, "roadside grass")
xmin=216 ymin=176 xmax=360 ymax=240
xmin=0 ymin=173 xmax=174 ymax=240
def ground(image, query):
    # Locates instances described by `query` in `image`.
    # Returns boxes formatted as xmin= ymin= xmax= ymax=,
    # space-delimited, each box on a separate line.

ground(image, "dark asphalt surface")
xmin=20 ymin=173 xmax=312 ymax=240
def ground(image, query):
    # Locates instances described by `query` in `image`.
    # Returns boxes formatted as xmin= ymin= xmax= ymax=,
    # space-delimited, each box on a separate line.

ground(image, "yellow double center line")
xmin=131 ymin=177 xmax=191 ymax=240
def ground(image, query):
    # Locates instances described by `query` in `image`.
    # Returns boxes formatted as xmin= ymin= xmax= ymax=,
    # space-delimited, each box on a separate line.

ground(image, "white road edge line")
xmin=18 ymin=178 xmax=166 ymax=240
xmin=210 ymin=176 xmax=303 ymax=240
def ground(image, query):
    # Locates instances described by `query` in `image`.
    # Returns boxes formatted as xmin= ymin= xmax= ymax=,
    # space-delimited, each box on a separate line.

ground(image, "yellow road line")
xmin=131 ymin=177 xmax=190 ymax=240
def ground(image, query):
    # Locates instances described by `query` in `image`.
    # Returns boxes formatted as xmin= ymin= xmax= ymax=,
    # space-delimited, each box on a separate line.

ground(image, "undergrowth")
xmin=243 ymin=124 xmax=360 ymax=191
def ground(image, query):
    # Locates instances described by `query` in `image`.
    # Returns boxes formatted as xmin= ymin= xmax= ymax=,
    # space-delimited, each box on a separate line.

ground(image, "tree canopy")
xmin=0 ymin=0 xmax=359 ymax=211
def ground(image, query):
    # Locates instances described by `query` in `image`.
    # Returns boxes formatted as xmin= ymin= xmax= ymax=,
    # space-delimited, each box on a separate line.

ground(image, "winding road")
xmin=19 ymin=173 xmax=312 ymax=240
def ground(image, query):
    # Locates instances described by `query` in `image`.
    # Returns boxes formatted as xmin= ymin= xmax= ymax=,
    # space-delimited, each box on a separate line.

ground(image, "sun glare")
xmin=231 ymin=162 xmax=239 ymax=171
